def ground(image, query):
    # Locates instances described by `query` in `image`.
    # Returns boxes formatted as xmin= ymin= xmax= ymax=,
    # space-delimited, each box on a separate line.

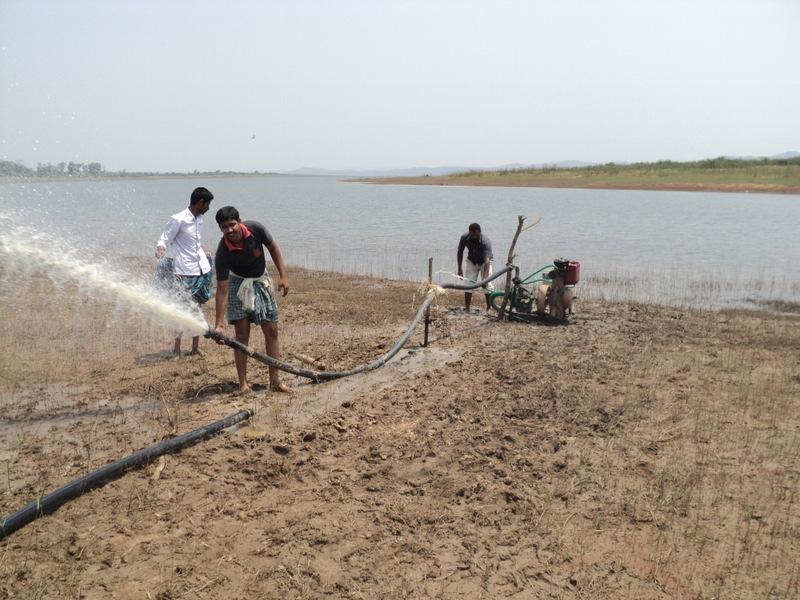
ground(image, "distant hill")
xmin=281 ymin=160 xmax=595 ymax=178
xmin=284 ymin=166 xmax=474 ymax=177
xmin=725 ymin=151 xmax=800 ymax=161
xmin=283 ymin=154 xmax=800 ymax=178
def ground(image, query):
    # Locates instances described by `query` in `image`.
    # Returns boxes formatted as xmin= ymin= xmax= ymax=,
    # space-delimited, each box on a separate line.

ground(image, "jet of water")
xmin=0 ymin=215 xmax=209 ymax=335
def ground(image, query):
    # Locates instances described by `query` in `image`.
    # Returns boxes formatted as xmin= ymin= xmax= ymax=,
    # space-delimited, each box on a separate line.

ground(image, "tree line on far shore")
xmin=0 ymin=160 xmax=265 ymax=178
xmin=2 ymin=155 xmax=798 ymax=179
xmin=0 ymin=160 xmax=105 ymax=177
xmin=456 ymin=155 xmax=800 ymax=178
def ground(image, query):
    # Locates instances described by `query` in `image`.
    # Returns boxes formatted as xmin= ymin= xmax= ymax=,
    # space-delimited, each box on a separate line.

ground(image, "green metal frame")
xmin=487 ymin=263 xmax=555 ymax=312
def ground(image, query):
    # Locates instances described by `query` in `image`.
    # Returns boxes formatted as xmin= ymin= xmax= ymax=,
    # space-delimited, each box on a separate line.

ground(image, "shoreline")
xmin=354 ymin=177 xmax=800 ymax=195
xmin=4 ymin=173 xmax=799 ymax=195
xmin=113 ymin=258 xmax=800 ymax=316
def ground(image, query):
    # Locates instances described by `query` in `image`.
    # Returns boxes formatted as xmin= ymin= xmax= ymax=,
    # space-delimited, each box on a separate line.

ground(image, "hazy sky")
xmin=1 ymin=0 xmax=798 ymax=172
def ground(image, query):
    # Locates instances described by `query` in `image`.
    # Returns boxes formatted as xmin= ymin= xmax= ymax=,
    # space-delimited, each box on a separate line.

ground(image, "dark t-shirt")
xmin=458 ymin=232 xmax=493 ymax=265
xmin=215 ymin=221 xmax=274 ymax=281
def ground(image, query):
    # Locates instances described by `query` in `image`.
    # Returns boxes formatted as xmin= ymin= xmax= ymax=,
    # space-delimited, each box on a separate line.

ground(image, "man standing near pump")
xmin=212 ymin=206 xmax=292 ymax=395
xmin=155 ymin=187 xmax=214 ymax=356
xmin=457 ymin=222 xmax=494 ymax=313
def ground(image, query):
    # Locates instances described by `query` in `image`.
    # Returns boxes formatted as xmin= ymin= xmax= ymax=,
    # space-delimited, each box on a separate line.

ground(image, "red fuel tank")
xmin=565 ymin=261 xmax=580 ymax=285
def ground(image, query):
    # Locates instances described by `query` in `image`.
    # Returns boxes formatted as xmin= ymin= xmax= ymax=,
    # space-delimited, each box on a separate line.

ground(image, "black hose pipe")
xmin=207 ymin=294 xmax=436 ymax=381
xmin=0 ymin=409 xmax=253 ymax=541
xmin=0 ymin=269 xmax=512 ymax=540
xmin=205 ymin=265 xmax=513 ymax=382
xmin=205 ymin=266 xmax=512 ymax=383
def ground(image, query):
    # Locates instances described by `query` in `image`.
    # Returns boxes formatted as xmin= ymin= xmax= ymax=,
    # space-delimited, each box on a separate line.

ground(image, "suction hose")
xmin=0 ymin=409 xmax=253 ymax=540
xmin=206 ymin=296 xmax=434 ymax=381
xmin=440 ymin=265 xmax=512 ymax=291
xmin=205 ymin=265 xmax=512 ymax=382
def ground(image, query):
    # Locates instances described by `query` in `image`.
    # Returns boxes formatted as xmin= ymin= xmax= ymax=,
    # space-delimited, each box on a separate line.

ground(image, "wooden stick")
xmin=423 ymin=257 xmax=433 ymax=347
xmin=521 ymin=217 xmax=542 ymax=232
xmin=289 ymin=352 xmax=327 ymax=371
xmin=496 ymin=216 xmax=526 ymax=321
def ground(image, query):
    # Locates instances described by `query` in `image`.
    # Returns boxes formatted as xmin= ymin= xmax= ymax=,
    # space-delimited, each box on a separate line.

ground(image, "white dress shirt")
xmin=156 ymin=207 xmax=211 ymax=276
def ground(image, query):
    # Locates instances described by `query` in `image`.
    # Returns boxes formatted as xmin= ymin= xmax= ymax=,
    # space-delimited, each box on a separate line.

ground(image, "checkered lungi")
xmin=227 ymin=272 xmax=278 ymax=324
xmin=175 ymin=270 xmax=213 ymax=305
xmin=154 ymin=257 xmax=213 ymax=305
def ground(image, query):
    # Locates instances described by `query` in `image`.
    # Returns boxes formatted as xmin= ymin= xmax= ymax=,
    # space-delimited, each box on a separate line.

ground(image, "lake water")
xmin=0 ymin=175 xmax=798 ymax=310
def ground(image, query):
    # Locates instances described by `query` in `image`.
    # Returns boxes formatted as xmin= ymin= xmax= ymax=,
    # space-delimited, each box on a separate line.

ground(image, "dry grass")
xmin=360 ymin=162 xmax=800 ymax=194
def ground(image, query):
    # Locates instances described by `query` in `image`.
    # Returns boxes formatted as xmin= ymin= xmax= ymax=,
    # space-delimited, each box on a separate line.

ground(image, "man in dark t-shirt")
xmin=213 ymin=205 xmax=291 ymax=394
xmin=457 ymin=222 xmax=493 ymax=312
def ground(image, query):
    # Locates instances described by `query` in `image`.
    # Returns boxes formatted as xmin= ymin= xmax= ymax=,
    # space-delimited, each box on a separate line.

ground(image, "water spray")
xmin=0 ymin=216 xmax=209 ymax=335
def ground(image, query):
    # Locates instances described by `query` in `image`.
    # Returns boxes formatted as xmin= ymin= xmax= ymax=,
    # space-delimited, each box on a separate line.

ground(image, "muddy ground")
xmin=1 ymin=265 xmax=798 ymax=599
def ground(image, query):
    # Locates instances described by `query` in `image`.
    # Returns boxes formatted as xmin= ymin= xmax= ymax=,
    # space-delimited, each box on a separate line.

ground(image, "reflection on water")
xmin=1 ymin=176 xmax=798 ymax=310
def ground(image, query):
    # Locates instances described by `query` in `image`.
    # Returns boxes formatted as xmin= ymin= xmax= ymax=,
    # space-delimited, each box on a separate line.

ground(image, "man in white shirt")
xmin=155 ymin=187 xmax=214 ymax=356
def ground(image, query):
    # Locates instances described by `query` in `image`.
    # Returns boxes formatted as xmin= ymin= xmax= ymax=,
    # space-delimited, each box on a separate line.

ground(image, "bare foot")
xmin=238 ymin=385 xmax=254 ymax=396
xmin=189 ymin=349 xmax=203 ymax=357
xmin=270 ymin=382 xmax=293 ymax=394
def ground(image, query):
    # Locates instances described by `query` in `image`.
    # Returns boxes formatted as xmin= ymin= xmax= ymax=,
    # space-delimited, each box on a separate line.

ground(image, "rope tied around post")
xmin=415 ymin=281 xmax=447 ymax=302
